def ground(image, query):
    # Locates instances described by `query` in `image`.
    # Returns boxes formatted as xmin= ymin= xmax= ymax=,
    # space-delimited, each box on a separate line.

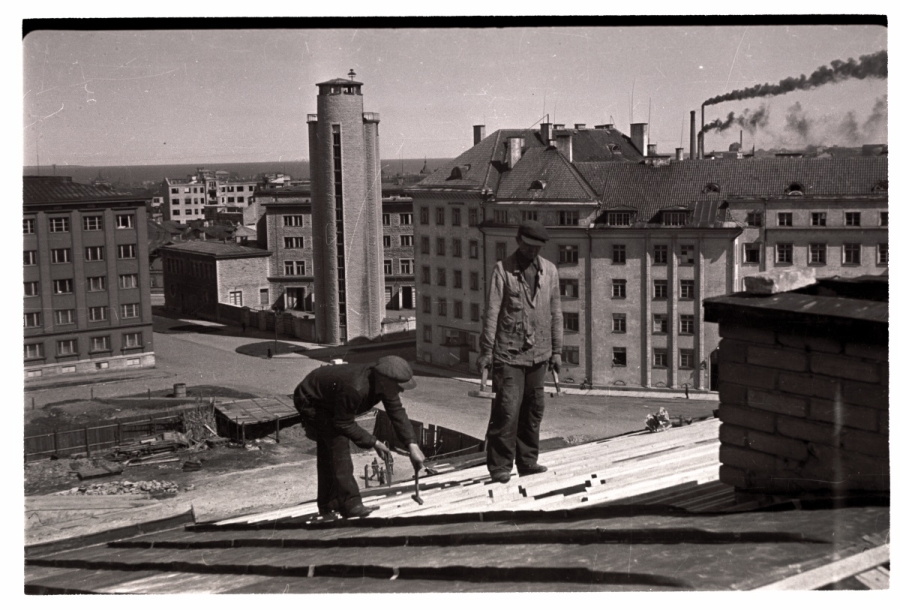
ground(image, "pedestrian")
xmin=476 ymin=221 xmax=563 ymax=484
xmin=292 ymin=355 xmax=426 ymax=518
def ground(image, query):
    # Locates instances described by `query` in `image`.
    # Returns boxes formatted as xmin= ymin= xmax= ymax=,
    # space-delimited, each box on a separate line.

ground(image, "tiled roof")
xmin=161 ymin=241 xmax=271 ymax=259
xmin=495 ymin=147 xmax=597 ymax=201
xmin=23 ymin=176 xmax=136 ymax=204
xmin=569 ymin=128 xmax=644 ymax=162
xmin=576 ymin=157 xmax=888 ymax=222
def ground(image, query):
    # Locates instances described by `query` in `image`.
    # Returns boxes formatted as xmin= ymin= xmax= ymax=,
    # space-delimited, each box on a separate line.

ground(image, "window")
xmin=662 ymin=211 xmax=688 ymax=226
xmin=559 ymin=211 xmax=578 ymax=226
xmin=400 ymin=213 xmax=413 ymax=225
xmin=453 ymin=300 xmax=463 ymax=319
xmin=776 ymin=243 xmax=793 ymax=264
xmin=24 ymin=312 xmax=42 ymax=328
xmin=118 ymin=244 xmax=136 ymax=259
xmin=453 ymin=270 xmax=462 ymax=289
xmin=228 ymin=291 xmax=243 ymax=306
xmin=680 ymin=349 xmax=696 ymax=369
xmin=121 ymin=304 xmax=140 ymax=319
xmin=452 ymin=238 xmax=462 ymax=258
xmin=85 ymin=246 xmax=104 ymax=261
xmin=495 ymin=242 xmax=507 ymax=261
xmin=777 ymin=213 xmax=793 ymax=227
xmin=422 ymin=266 xmax=430 ymax=284
xmin=653 ymin=349 xmax=668 ymax=368
xmin=612 ymin=313 xmax=626 ymax=333
xmin=437 ymin=268 xmax=446 ymax=286
xmin=743 ymin=243 xmax=761 ymax=264
xmin=436 ymin=208 xmax=445 ymax=225
xmin=809 ymin=243 xmax=827 ymax=265
xmin=23 ymin=218 xmax=35 ymax=234
xmin=437 ymin=298 xmax=447 ymax=316
xmin=116 ymin=214 xmax=134 ymax=229
xmin=91 ymin=336 xmax=111 ymax=352
xmin=469 ymin=240 xmax=479 ymax=259
xmin=49 ymin=217 xmax=70 ymax=232
xmin=470 ymin=303 xmax=480 ymax=322
xmin=680 ymin=315 xmax=695 ymax=335
xmin=83 ymin=216 xmax=103 ymax=231
xmin=24 ymin=251 xmax=37 ymax=266
xmin=284 ymin=215 xmax=303 ymax=227
xmin=843 ymin=243 xmax=861 ymax=265
xmin=284 ymin=261 xmax=305 ymax=275
xmin=401 ymin=235 xmax=414 ymax=247
xmin=172 ymin=199 xmax=180 ymax=205
xmin=493 ymin=209 xmax=508 ymax=224
xmin=436 ymin=238 xmax=446 ymax=256
xmin=171 ymin=188 xmax=178 ymax=194
xmin=55 ymin=309 xmax=75 ymax=325
xmin=653 ymin=280 xmax=668 ymax=300
xmin=612 ymin=245 xmax=626 ymax=264
xmin=680 ymin=245 xmax=695 ymax=265
xmin=227 ymin=198 xmax=234 ymax=204
xmin=612 ymin=347 xmax=627 ymax=367
xmin=470 ymin=271 xmax=479 ymax=291
xmin=608 ymin=212 xmax=631 ymax=226
xmin=423 ymin=325 xmax=432 ymax=343
xmin=384 ymin=260 xmax=393 ymax=275
xmin=468 ymin=208 xmax=479 ymax=226
xmin=57 ymin=339 xmax=78 ymax=356
xmin=284 ymin=237 xmax=303 ymax=249
xmin=653 ymin=245 xmax=668 ymax=265
xmin=24 ymin=343 xmax=44 ymax=359
xmin=652 ymin=314 xmax=668 ymax=334
xmin=186 ymin=209 xmax=194 ymax=216
xmin=89 ymin=306 xmax=108 ymax=321
xmin=260 ymin=289 xmax=269 ymax=307
xmin=880 ymin=212 xmax=888 ymax=227
xmin=562 ymin=346 xmax=580 ymax=366
xmin=746 ymin=211 xmax=763 ymax=227
xmin=560 ymin=279 xmax=578 ymax=298
xmin=878 ymin=243 xmax=888 ymax=265
xmin=24 ymin=281 xmax=39 ymax=297
xmin=845 ymin=212 xmax=861 ymax=227
xmin=119 ymin=274 xmax=138 ymax=289
xmin=400 ymin=259 xmax=413 ymax=275
xmin=383 ymin=235 xmax=392 ymax=248
xmin=563 ymin=312 xmax=579 ymax=332
xmin=382 ymin=214 xmax=391 ymax=226
xmin=53 ymin=279 xmax=73 ymax=294
xmin=237 ymin=186 xmax=244 ymax=192
xmin=558 ymin=245 xmax=578 ymax=265
xmin=422 ymin=296 xmax=432 ymax=314
xmin=420 ymin=208 xmax=430 ymax=225
xmin=679 ymin=280 xmax=694 ymax=300
xmin=123 ymin=332 xmax=143 ymax=348
xmin=452 ymin=207 xmax=461 ymax=226
xmin=420 ymin=236 xmax=430 ymax=255
xmin=612 ymin=279 xmax=626 ymax=299
xmin=811 ymin=212 xmax=827 ymax=227
xmin=173 ymin=210 xmax=181 ymax=216
xmin=52 ymin=248 xmax=71 ymax=264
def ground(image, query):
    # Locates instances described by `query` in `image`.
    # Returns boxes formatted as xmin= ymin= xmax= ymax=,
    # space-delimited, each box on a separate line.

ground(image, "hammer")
xmin=412 ymin=469 xmax=424 ymax=505
xmin=550 ymin=369 xmax=563 ymax=398
xmin=467 ymin=366 xmax=496 ymax=400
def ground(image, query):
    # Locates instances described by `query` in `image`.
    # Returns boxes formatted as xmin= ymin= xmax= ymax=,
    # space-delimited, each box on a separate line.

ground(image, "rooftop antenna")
xmin=648 ymin=97 xmax=652 ymax=141
xmin=630 ymin=78 xmax=636 ymax=123
xmin=680 ymin=112 xmax=685 ymax=148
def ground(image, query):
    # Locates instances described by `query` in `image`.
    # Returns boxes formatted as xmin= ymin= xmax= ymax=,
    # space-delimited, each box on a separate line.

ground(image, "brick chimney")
xmin=507 ymin=137 xmax=524 ymax=168
xmin=556 ymin=131 xmax=573 ymax=162
xmin=540 ymin=121 xmax=552 ymax=145
xmin=473 ymin=124 xmax=486 ymax=146
xmin=630 ymin=123 xmax=648 ymax=156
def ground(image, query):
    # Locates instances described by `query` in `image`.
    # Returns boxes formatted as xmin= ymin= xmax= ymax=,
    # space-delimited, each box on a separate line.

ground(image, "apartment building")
xmin=23 ymin=176 xmax=155 ymax=378
xmin=381 ymin=194 xmax=416 ymax=310
xmin=255 ymin=189 xmax=315 ymax=311
xmin=162 ymin=175 xmax=208 ymax=223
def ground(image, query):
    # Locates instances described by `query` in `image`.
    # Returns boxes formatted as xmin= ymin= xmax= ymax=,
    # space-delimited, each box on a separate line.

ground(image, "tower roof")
xmin=316 ymin=78 xmax=363 ymax=87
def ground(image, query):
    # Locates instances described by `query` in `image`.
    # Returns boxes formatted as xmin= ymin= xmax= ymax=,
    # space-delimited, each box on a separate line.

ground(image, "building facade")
xmin=23 ymin=176 xmax=156 ymax=378
xmin=255 ymin=189 xmax=315 ymax=312
xmin=307 ymin=74 xmax=385 ymax=343
xmin=382 ymin=195 xmax=416 ymax=310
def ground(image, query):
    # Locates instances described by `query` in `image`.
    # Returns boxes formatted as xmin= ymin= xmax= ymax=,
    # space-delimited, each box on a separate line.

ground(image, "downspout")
xmin=584 ymin=225 xmax=592 ymax=387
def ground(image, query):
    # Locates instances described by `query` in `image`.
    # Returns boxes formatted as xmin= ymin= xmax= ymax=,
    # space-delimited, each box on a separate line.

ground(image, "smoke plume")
xmin=703 ymin=50 xmax=887 ymax=107
xmin=784 ymin=102 xmax=811 ymax=140
xmin=863 ymin=94 xmax=887 ymax=133
xmin=702 ymin=104 xmax=770 ymax=133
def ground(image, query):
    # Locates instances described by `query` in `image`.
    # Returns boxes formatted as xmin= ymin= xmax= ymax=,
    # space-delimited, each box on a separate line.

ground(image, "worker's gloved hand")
xmin=373 ymin=441 xmax=391 ymax=462
xmin=550 ymin=353 xmax=563 ymax=374
xmin=408 ymin=443 xmax=426 ymax=472
xmin=475 ymin=354 xmax=492 ymax=373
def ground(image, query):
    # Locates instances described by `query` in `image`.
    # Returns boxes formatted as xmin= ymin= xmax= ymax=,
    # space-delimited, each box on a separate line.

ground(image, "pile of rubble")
xmin=57 ymin=480 xmax=179 ymax=496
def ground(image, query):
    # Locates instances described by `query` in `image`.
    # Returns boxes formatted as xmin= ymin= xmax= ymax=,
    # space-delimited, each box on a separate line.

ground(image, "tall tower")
xmin=307 ymin=72 xmax=384 ymax=344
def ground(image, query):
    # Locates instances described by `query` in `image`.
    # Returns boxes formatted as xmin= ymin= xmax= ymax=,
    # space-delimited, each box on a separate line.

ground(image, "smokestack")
xmin=630 ymin=123 xmax=649 ymax=156
xmin=556 ymin=132 xmax=573 ymax=162
xmin=675 ymin=148 xmax=684 ymax=161
xmin=690 ymin=111 xmax=696 ymax=159
xmin=540 ymin=121 xmax=552 ymax=145
xmin=740 ymin=129 xmax=743 ymax=151
xmin=700 ymin=106 xmax=705 ymax=158
xmin=508 ymin=137 xmax=524 ymax=168
xmin=473 ymin=125 xmax=486 ymax=146
xmin=698 ymin=132 xmax=705 ymax=159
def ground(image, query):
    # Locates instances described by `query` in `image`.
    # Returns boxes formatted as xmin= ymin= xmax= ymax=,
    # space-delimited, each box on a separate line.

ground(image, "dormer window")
xmin=608 ymin=144 xmax=621 ymax=154
xmin=786 ymin=182 xmax=805 ymax=196
xmin=873 ymin=179 xmax=888 ymax=192
xmin=662 ymin=211 xmax=689 ymax=226
xmin=607 ymin=212 xmax=632 ymax=226
xmin=449 ymin=166 xmax=465 ymax=180
xmin=702 ymin=182 xmax=720 ymax=194
xmin=529 ymin=180 xmax=547 ymax=191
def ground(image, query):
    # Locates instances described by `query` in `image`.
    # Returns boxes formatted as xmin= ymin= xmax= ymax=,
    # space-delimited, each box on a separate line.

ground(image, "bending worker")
xmin=293 ymin=356 xmax=426 ymax=518
xmin=476 ymin=220 xmax=563 ymax=484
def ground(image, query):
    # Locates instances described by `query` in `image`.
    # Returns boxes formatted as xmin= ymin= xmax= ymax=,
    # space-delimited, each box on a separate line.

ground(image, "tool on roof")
xmin=468 ymin=367 xmax=496 ymax=400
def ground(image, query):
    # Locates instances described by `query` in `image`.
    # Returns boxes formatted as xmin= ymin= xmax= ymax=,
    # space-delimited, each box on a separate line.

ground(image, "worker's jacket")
xmin=292 ymin=363 xmax=417 ymax=450
xmin=479 ymin=253 xmax=563 ymax=366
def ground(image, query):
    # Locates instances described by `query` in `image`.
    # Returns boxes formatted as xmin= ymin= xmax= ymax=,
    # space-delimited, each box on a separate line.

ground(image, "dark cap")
xmin=517 ymin=220 xmax=550 ymax=246
xmin=373 ymin=356 xmax=417 ymax=390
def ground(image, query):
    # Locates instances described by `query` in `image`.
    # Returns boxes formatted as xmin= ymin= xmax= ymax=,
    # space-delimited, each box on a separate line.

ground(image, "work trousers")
xmin=486 ymin=360 xmax=547 ymax=476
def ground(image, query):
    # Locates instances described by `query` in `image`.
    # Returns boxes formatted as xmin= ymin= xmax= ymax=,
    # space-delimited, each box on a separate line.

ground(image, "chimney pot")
xmin=473 ymin=124 xmax=486 ymax=146
xmin=553 ymin=123 xmax=565 ymax=130
xmin=574 ymin=123 xmax=586 ymax=130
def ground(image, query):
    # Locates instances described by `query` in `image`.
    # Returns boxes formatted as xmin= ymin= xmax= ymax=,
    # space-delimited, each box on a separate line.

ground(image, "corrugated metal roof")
xmin=23 ymin=176 xmax=137 ymax=204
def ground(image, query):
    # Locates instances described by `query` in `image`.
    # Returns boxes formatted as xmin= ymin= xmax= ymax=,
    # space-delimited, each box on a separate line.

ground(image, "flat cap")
xmin=373 ymin=356 xmax=417 ymax=390
xmin=517 ymin=220 xmax=550 ymax=246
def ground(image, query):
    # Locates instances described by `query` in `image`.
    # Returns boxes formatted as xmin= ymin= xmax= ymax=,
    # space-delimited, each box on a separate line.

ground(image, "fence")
xmin=24 ymin=402 xmax=214 ymax=462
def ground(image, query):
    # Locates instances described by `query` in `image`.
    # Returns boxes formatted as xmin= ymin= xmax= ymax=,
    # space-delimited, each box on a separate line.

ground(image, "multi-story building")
xmin=255 ymin=188 xmax=315 ymax=311
xmin=23 ymin=176 xmax=155 ymax=378
xmin=307 ymin=73 xmax=385 ymax=343
xmin=162 ymin=175 xmax=208 ymax=223
xmin=410 ymin=124 xmax=888 ymax=391
xmin=381 ymin=194 xmax=416 ymax=310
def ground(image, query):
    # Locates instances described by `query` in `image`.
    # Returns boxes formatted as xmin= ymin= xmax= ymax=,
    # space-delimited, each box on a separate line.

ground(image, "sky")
xmin=22 ymin=22 xmax=888 ymax=167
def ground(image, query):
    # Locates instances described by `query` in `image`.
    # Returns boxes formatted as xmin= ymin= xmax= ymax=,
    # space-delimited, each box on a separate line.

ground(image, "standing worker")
xmin=476 ymin=221 xmax=563 ymax=484
xmin=293 ymin=356 xmax=426 ymax=518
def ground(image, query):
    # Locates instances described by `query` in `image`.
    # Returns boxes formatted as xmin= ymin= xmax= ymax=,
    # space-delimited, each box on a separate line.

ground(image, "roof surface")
xmin=161 ymin=241 xmax=270 ymax=258
xmin=495 ymin=147 xmax=597 ymax=201
xmin=24 ymin=176 xmax=136 ymax=204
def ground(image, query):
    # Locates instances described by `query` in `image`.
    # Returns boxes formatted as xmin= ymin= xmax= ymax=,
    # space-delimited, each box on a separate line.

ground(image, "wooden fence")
xmin=24 ymin=402 xmax=214 ymax=462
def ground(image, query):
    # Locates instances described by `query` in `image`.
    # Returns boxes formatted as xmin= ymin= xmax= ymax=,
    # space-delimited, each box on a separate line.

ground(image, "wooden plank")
xmin=100 ymin=571 xmax=271 ymax=594
xmin=854 ymin=566 xmax=890 ymax=590
xmin=754 ymin=545 xmax=890 ymax=590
